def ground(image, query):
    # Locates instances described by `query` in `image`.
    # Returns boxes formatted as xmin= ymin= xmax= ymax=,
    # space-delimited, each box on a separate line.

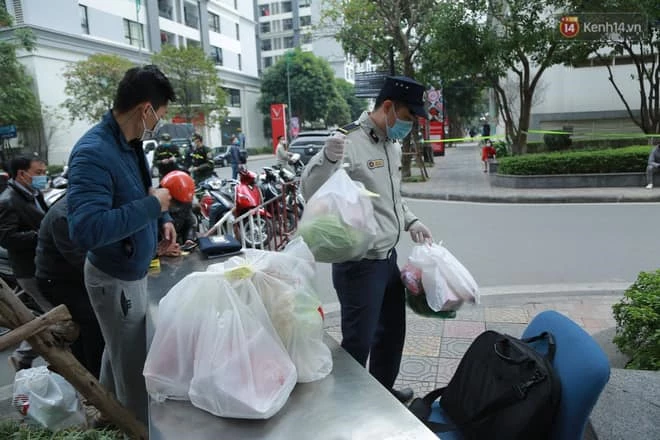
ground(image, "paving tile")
xmin=405 ymin=316 xmax=444 ymax=337
xmin=485 ymin=322 xmax=528 ymax=338
xmin=435 ymin=357 xmax=461 ymax=386
xmin=439 ymin=338 xmax=473 ymax=359
xmin=403 ymin=335 xmax=441 ymax=357
xmin=443 ymin=320 xmax=485 ymax=338
xmin=398 ymin=355 xmax=438 ymax=383
xmin=454 ymin=306 xmax=485 ymax=321
xmin=484 ymin=307 xmax=529 ymax=324
xmin=323 ymin=324 xmax=341 ymax=334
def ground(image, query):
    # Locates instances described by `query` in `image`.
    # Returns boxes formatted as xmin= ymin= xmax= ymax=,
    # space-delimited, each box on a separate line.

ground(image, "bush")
xmin=494 ymin=140 xmax=510 ymax=158
xmin=612 ymin=270 xmax=660 ymax=370
xmin=543 ymin=133 xmax=572 ymax=151
xmin=247 ymin=146 xmax=274 ymax=155
xmin=0 ymin=420 xmax=124 ymax=439
xmin=46 ymin=164 xmax=64 ymax=176
xmin=497 ymin=145 xmax=650 ymax=175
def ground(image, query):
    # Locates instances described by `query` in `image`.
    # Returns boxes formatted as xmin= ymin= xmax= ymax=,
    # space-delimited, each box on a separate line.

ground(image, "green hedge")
xmin=613 ymin=270 xmax=660 ymax=370
xmin=525 ymin=136 xmax=649 ymax=154
xmin=498 ymin=145 xmax=650 ymax=175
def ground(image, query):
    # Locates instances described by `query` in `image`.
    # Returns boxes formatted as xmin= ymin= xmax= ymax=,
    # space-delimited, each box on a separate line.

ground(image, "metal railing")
xmin=204 ymin=181 xmax=301 ymax=252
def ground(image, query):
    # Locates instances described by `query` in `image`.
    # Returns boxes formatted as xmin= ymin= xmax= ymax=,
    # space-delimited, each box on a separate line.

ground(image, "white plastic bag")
xmin=211 ymin=241 xmax=333 ymax=383
xmin=188 ymin=273 xmax=297 ymax=419
xmin=297 ymin=168 xmax=379 ymax=263
xmin=12 ymin=366 xmax=86 ymax=430
xmin=430 ymin=242 xmax=480 ymax=304
xmin=144 ymin=272 xmax=297 ymax=419
xmin=409 ymin=246 xmax=463 ymax=312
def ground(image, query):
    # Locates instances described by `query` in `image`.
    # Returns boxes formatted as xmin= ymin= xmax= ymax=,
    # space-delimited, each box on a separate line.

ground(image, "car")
xmin=289 ymin=131 xmax=331 ymax=164
xmin=212 ymin=145 xmax=248 ymax=167
xmin=156 ymin=123 xmax=195 ymax=161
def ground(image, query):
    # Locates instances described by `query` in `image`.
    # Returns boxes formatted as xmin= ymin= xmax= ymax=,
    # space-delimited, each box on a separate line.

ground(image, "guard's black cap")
xmin=377 ymin=76 xmax=427 ymax=118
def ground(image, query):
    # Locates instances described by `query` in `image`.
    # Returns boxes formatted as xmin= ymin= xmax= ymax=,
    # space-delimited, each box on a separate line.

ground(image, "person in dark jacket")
xmin=35 ymin=197 xmax=104 ymax=378
xmin=154 ymin=133 xmax=180 ymax=179
xmin=0 ymin=156 xmax=51 ymax=370
xmin=67 ymin=65 xmax=176 ymax=423
xmin=645 ymin=139 xmax=660 ymax=189
xmin=229 ymin=136 xmax=242 ymax=180
xmin=189 ymin=133 xmax=214 ymax=185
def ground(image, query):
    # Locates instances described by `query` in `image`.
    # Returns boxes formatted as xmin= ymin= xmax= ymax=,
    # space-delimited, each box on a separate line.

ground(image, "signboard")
xmin=354 ymin=71 xmax=389 ymax=98
xmin=270 ymin=103 xmax=287 ymax=152
xmin=290 ymin=117 xmax=300 ymax=138
xmin=0 ymin=125 xmax=17 ymax=140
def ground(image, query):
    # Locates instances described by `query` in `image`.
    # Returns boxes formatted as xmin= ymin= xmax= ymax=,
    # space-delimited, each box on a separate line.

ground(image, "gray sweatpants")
xmin=84 ymin=260 xmax=148 ymax=424
xmin=647 ymin=165 xmax=659 ymax=185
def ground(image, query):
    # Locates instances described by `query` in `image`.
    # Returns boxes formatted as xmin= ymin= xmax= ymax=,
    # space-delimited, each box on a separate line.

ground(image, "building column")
xmin=198 ymin=0 xmax=210 ymax=54
xmin=145 ymin=0 xmax=162 ymax=54
xmin=292 ymin=0 xmax=300 ymax=47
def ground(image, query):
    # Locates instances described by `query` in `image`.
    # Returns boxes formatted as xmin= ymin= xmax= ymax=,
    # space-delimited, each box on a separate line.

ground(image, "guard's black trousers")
xmin=332 ymin=249 xmax=406 ymax=390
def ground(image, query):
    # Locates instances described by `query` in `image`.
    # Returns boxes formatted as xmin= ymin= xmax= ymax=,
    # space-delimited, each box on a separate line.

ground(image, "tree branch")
xmin=598 ymin=53 xmax=645 ymax=132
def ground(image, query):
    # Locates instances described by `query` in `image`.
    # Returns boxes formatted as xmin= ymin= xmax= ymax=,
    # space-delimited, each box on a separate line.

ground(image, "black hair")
xmin=113 ymin=65 xmax=176 ymax=113
xmin=374 ymin=95 xmax=407 ymax=112
xmin=192 ymin=133 xmax=202 ymax=142
xmin=278 ymin=135 xmax=285 ymax=141
xmin=9 ymin=156 xmax=44 ymax=179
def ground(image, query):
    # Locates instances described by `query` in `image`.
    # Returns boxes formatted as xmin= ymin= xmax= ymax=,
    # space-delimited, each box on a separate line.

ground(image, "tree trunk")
xmin=517 ymin=93 xmax=532 ymax=154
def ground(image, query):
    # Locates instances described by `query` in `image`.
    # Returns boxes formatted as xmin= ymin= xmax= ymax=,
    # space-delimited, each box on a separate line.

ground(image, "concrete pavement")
xmin=401 ymin=143 xmax=660 ymax=203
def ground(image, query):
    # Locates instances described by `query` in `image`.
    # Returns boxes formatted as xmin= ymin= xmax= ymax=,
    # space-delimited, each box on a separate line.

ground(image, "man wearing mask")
xmin=154 ymin=133 xmax=180 ymax=179
xmin=67 ymin=65 xmax=176 ymax=423
xmin=189 ymin=133 xmax=214 ymax=185
xmin=301 ymin=76 xmax=434 ymax=404
xmin=0 ymin=156 xmax=51 ymax=371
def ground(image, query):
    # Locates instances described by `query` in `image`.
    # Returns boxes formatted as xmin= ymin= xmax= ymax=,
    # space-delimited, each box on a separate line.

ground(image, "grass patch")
xmin=403 ymin=175 xmax=427 ymax=183
xmin=0 ymin=420 xmax=125 ymax=439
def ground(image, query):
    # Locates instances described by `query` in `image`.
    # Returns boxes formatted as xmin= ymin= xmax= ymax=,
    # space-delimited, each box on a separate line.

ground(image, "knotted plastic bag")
xmin=297 ymin=168 xmax=379 ymax=263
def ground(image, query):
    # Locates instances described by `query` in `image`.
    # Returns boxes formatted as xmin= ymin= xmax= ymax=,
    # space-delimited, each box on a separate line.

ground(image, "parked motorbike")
xmin=44 ymin=167 xmax=68 ymax=207
xmin=234 ymin=167 xmax=271 ymax=248
xmin=288 ymin=152 xmax=305 ymax=176
xmin=196 ymin=176 xmax=236 ymax=236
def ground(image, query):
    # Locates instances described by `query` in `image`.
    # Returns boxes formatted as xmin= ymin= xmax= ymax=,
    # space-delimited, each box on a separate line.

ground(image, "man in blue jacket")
xmin=67 ymin=65 xmax=176 ymax=423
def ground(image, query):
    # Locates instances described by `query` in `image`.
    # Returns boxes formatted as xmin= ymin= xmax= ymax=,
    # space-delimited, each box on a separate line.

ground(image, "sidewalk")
xmin=324 ymin=292 xmax=660 ymax=439
xmin=401 ymin=143 xmax=660 ymax=203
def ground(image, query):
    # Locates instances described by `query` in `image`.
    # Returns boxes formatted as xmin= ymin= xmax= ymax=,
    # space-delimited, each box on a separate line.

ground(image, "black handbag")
xmin=197 ymin=235 xmax=242 ymax=258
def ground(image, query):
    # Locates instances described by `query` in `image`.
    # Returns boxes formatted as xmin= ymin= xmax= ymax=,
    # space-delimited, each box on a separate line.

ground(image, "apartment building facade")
xmin=1 ymin=0 xmax=265 ymax=165
xmin=255 ymin=0 xmax=358 ymax=82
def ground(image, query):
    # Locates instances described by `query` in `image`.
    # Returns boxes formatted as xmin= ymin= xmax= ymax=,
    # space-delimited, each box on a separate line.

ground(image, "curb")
xmin=401 ymin=190 xmax=660 ymax=204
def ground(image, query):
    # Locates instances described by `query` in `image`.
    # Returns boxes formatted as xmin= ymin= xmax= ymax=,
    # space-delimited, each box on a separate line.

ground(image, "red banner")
xmin=270 ymin=103 xmax=287 ymax=152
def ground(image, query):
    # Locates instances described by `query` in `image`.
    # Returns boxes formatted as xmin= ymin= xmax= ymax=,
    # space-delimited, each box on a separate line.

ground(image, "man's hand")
xmin=162 ymin=221 xmax=177 ymax=245
xmin=150 ymin=188 xmax=171 ymax=212
xmin=409 ymin=221 xmax=433 ymax=244
xmin=324 ymin=132 xmax=346 ymax=163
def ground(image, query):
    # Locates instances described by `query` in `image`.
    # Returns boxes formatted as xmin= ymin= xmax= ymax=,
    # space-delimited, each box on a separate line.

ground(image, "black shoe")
xmin=391 ymin=387 xmax=414 ymax=403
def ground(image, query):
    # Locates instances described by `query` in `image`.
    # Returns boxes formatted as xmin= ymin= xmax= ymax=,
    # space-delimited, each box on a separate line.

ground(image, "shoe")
xmin=645 ymin=184 xmax=653 ymax=189
xmin=8 ymin=355 xmax=31 ymax=372
xmin=391 ymin=387 xmax=414 ymax=403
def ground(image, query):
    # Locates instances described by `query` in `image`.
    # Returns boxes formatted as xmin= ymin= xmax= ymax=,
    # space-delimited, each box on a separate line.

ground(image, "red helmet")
xmin=160 ymin=170 xmax=195 ymax=203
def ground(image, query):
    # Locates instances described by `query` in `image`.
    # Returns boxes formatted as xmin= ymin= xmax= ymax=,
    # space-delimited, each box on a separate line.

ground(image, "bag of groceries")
xmin=297 ymin=168 xmax=379 ymax=263
xmin=144 ymin=272 xmax=297 ymax=419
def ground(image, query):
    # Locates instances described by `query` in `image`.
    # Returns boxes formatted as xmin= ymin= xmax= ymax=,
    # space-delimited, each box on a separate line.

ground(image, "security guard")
xmin=154 ymin=133 xmax=180 ymax=178
xmin=189 ymin=133 xmax=214 ymax=185
xmin=301 ymin=76 xmax=434 ymax=404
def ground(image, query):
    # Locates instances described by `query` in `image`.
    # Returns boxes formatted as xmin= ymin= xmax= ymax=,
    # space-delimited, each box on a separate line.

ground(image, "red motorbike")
xmin=234 ymin=167 xmax=271 ymax=248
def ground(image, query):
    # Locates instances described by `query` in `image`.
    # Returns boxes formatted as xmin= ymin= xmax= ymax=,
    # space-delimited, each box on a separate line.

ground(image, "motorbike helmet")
xmin=160 ymin=133 xmax=171 ymax=142
xmin=238 ymin=167 xmax=257 ymax=185
xmin=160 ymin=170 xmax=195 ymax=203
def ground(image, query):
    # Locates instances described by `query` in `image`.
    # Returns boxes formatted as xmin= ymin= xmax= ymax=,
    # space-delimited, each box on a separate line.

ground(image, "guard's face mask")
xmin=141 ymin=105 xmax=163 ymax=141
xmin=386 ymin=105 xmax=413 ymax=140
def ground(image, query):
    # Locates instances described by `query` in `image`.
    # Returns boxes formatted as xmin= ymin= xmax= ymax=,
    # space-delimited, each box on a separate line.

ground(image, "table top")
xmin=146 ymin=251 xmax=439 ymax=440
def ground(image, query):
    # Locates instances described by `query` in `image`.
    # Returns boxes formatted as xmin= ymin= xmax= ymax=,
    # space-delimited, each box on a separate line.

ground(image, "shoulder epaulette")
xmin=336 ymin=122 xmax=360 ymax=135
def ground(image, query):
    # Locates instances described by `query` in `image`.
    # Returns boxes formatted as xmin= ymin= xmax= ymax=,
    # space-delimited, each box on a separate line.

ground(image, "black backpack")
xmin=409 ymin=331 xmax=562 ymax=440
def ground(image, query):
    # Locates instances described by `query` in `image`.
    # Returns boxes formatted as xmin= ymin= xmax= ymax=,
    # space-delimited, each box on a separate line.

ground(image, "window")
xmin=123 ymin=19 xmax=144 ymax=48
xmin=225 ymin=88 xmax=241 ymax=107
xmin=263 ymin=56 xmax=273 ymax=68
xmin=272 ymin=20 xmax=281 ymax=32
xmin=210 ymin=46 xmax=223 ymax=65
xmin=300 ymin=15 xmax=311 ymax=27
xmin=301 ymin=33 xmax=312 ymax=44
xmin=238 ymin=54 xmax=242 ymax=71
xmin=273 ymin=37 xmax=282 ymax=50
xmin=260 ymin=22 xmax=271 ymax=34
xmin=209 ymin=12 xmax=220 ymax=33
xmin=160 ymin=30 xmax=175 ymax=46
xmin=79 ymin=5 xmax=89 ymax=34
xmin=261 ymin=39 xmax=272 ymax=51
xmin=281 ymin=1 xmax=292 ymax=13
xmin=158 ymin=0 xmax=173 ymax=19
xmin=299 ymin=0 xmax=311 ymax=6
xmin=283 ymin=18 xmax=293 ymax=31
xmin=184 ymin=1 xmax=199 ymax=29
xmin=235 ymin=23 xmax=240 ymax=40
xmin=283 ymin=36 xmax=294 ymax=49
xmin=260 ymin=5 xmax=270 ymax=16
xmin=271 ymin=2 xmax=280 ymax=14
xmin=187 ymin=38 xmax=200 ymax=48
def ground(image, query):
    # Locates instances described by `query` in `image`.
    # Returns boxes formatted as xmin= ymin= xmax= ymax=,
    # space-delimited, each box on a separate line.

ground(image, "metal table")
xmin=146 ymin=251 xmax=438 ymax=440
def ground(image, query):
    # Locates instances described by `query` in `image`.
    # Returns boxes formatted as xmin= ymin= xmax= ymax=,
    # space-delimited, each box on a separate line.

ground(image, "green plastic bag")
xmin=406 ymin=289 xmax=457 ymax=319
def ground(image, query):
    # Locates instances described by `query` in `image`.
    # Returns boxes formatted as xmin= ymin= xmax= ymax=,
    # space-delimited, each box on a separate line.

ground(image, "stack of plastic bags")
xmin=297 ymin=168 xmax=379 ymax=263
xmin=401 ymin=242 xmax=480 ymax=317
xmin=143 ymin=238 xmax=332 ymax=420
